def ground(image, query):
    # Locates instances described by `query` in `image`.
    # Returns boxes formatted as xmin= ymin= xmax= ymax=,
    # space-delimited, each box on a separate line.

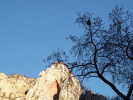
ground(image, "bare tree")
xmin=44 ymin=6 xmax=133 ymax=100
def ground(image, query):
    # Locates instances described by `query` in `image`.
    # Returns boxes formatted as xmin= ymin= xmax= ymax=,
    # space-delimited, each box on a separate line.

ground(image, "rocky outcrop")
xmin=0 ymin=73 xmax=36 ymax=100
xmin=25 ymin=62 xmax=82 ymax=100
xmin=0 ymin=62 xmax=105 ymax=100
xmin=79 ymin=90 xmax=105 ymax=100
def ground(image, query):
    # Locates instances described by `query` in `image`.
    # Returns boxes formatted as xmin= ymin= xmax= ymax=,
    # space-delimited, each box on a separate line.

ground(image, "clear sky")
xmin=0 ymin=0 xmax=133 ymax=98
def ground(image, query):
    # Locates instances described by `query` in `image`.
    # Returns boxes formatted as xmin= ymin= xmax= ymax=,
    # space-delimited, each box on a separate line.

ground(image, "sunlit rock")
xmin=0 ymin=63 xmax=105 ymax=100
xmin=0 ymin=73 xmax=36 ymax=100
xmin=26 ymin=63 xmax=82 ymax=100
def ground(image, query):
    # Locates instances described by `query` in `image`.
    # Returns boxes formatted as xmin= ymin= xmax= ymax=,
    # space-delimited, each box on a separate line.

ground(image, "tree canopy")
xmin=44 ymin=6 xmax=133 ymax=100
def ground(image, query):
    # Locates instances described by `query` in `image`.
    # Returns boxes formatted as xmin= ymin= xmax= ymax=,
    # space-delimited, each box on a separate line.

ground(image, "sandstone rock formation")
xmin=0 ymin=73 xmax=36 ymax=100
xmin=0 ymin=62 xmax=105 ymax=100
xmin=25 ymin=62 xmax=82 ymax=100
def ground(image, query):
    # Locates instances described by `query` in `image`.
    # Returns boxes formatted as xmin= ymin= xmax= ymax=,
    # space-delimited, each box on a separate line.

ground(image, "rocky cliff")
xmin=0 ymin=62 xmax=105 ymax=100
xmin=0 ymin=73 xmax=36 ymax=100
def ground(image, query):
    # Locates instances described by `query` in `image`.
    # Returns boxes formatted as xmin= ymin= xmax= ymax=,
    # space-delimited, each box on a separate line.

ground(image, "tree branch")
xmin=126 ymin=43 xmax=133 ymax=60
xmin=101 ymin=62 xmax=111 ymax=75
xmin=98 ymin=74 xmax=126 ymax=100
xmin=126 ymin=84 xmax=133 ymax=100
xmin=75 ymin=71 xmax=97 ymax=77
xmin=68 ymin=62 xmax=94 ymax=70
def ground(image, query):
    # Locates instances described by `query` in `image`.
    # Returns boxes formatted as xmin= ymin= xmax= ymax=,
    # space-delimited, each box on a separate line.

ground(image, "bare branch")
xmin=127 ymin=84 xmax=133 ymax=100
xmin=101 ymin=62 xmax=111 ymax=75
xmin=126 ymin=43 xmax=133 ymax=60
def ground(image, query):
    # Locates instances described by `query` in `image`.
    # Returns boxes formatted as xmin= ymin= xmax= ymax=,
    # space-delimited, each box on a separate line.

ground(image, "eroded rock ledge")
xmin=0 ymin=63 xmax=105 ymax=100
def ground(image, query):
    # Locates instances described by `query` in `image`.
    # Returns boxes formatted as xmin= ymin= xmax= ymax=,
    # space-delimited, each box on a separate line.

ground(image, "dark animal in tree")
xmin=87 ymin=19 xmax=91 ymax=26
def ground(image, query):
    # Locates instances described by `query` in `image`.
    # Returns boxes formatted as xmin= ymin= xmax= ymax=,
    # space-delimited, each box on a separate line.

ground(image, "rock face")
xmin=26 ymin=63 xmax=82 ymax=100
xmin=0 ymin=62 xmax=105 ymax=100
xmin=79 ymin=90 xmax=105 ymax=100
xmin=0 ymin=73 xmax=36 ymax=100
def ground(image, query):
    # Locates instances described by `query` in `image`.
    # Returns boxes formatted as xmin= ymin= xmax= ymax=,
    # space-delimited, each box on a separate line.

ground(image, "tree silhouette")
xmin=44 ymin=6 xmax=133 ymax=100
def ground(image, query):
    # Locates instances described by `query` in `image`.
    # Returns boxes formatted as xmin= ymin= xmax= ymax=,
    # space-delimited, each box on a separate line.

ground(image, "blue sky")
xmin=0 ymin=0 xmax=133 ymax=97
